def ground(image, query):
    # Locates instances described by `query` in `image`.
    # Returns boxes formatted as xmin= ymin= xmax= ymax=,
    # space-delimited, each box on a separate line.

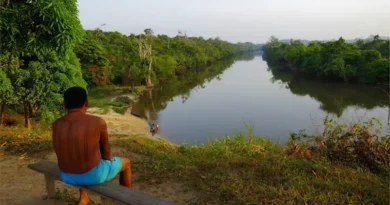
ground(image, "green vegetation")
xmin=1 ymin=114 xmax=389 ymax=204
xmin=263 ymin=35 xmax=390 ymax=84
xmin=0 ymin=0 xmax=259 ymax=127
xmin=1 ymin=1 xmax=389 ymax=204
xmin=87 ymin=86 xmax=144 ymax=114
xmin=55 ymin=188 xmax=78 ymax=204
xmin=0 ymin=0 xmax=86 ymax=128
xmin=76 ymin=29 xmax=261 ymax=88
xmin=115 ymin=118 xmax=389 ymax=205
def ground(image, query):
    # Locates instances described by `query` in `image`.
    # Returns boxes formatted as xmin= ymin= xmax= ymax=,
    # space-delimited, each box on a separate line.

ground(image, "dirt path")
xmin=0 ymin=154 xmax=70 ymax=205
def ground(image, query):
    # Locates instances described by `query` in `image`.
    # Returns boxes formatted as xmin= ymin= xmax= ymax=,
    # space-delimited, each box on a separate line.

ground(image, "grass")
xmin=115 ymin=133 xmax=390 ymax=205
xmin=88 ymin=86 xmax=145 ymax=114
xmin=1 ymin=117 xmax=389 ymax=205
xmin=55 ymin=188 xmax=78 ymax=205
xmin=0 ymin=126 xmax=52 ymax=154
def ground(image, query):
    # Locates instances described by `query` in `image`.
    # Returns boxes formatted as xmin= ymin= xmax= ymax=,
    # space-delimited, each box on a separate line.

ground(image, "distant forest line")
xmin=263 ymin=35 xmax=389 ymax=84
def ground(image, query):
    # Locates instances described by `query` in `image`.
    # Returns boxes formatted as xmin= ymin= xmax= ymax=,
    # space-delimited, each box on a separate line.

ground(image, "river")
xmin=133 ymin=54 xmax=389 ymax=144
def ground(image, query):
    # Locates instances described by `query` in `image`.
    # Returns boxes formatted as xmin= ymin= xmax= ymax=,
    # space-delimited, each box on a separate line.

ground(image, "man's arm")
xmin=99 ymin=119 xmax=112 ymax=160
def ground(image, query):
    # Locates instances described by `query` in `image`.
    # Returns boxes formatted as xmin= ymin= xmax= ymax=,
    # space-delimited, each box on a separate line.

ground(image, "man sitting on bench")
xmin=52 ymin=87 xmax=132 ymax=205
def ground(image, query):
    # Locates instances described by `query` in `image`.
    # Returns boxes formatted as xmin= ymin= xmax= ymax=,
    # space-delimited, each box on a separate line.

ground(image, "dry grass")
xmin=0 ymin=126 xmax=52 ymax=154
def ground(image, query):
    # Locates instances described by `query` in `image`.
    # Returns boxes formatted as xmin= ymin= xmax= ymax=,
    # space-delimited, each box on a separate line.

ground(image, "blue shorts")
xmin=59 ymin=157 xmax=122 ymax=186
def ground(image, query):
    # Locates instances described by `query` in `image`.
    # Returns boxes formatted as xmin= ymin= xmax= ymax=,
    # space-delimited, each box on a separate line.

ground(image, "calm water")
xmin=133 ymin=54 xmax=389 ymax=144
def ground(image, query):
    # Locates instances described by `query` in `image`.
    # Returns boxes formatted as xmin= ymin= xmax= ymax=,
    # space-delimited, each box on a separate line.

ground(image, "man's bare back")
xmin=52 ymin=110 xmax=111 ymax=173
xmin=52 ymin=87 xmax=131 ymax=205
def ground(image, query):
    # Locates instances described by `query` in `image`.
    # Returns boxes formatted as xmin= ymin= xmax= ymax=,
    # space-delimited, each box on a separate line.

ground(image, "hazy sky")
xmin=78 ymin=0 xmax=390 ymax=43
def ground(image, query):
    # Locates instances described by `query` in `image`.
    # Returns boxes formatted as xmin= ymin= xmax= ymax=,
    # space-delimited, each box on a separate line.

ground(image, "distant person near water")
xmin=52 ymin=87 xmax=132 ymax=205
xmin=150 ymin=123 xmax=159 ymax=136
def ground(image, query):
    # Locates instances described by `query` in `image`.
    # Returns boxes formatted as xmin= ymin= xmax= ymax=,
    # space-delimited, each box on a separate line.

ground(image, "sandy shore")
xmin=87 ymin=107 xmax=150 ymax=138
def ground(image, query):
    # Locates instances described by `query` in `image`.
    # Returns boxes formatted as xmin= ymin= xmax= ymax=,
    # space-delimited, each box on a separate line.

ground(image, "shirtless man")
xmin=52 ymin=87 xmax=132 ymax=205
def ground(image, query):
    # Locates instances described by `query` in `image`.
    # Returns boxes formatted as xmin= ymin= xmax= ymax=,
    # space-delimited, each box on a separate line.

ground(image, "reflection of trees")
xmin=133 ymin=55 xmax=253 ymax=123
xmin=269 ymin=69 xmax=388 ymax=116
xmin=233 ymin=53 xmax=256 ymax=61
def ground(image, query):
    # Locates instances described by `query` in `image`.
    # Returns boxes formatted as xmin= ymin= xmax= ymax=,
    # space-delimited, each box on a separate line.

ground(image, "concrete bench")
xmin=28 ymin=161 xmax=177 ymax=205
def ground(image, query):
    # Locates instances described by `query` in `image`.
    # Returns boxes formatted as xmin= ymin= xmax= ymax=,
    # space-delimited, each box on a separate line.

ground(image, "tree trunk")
xmin=0 ymin=102 xmax=5 ymax=126
xmin=24 ymin=101 xmax=31 ymax=129
xmin=146 ymin=59 xmax=153 ymax=87
xmin=29 ymin=102 xmax=37 ymax=116
xmin=146 ymin=69 xmax=153 ymax=87
xmin=146 ymin=46 xmax=153 ymax=87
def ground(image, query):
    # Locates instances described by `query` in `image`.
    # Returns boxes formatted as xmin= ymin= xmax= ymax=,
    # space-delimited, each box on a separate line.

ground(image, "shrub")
xmin=288 ymin=116 xmax=390 ymax=171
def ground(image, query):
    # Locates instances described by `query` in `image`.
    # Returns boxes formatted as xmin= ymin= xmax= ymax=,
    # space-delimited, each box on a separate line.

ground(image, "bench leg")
xmin=101 ymin=196 xmax=117 ymax=205
xmin=44 ymin=175 xmax=56 ymax=199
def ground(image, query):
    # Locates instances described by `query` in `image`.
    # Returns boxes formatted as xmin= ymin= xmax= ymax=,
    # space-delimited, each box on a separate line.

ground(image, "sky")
xmin=78 ymin=0 xmax=390 ymax=43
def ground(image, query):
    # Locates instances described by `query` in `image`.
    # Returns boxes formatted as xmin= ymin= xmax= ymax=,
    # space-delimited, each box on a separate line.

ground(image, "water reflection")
xmin=132 ymin=54 xmax=256 ymax=123
xmin=132 ymin=54 xmax=389 ymax=142
xmin=269 ymin=69 xmax=389 ymax=117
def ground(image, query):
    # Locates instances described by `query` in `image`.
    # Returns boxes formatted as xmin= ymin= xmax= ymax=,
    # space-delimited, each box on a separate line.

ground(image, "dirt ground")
xmin=0 ymin=109 xmax=194 ymax=205
xmin=0 ymin=149 xmax=193 ymax=205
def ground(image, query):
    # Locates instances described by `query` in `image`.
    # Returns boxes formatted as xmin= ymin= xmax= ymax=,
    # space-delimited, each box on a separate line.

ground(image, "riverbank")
xmin=0 ymin=117 xmax=389 ymax=204
xmin=88 ymin=107 xmax=150 ymax=138
xmin=87 ymin=86 xmax=151 ymax=137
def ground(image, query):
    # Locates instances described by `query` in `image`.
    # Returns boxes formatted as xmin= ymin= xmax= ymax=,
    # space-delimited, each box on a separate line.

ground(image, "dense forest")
xmin=76 ymin=29 xmax=261 ymax=88
xmin=263 ymin=36 xmax=390 ymax=84
xmin=0 ymin=0 xmax=259 ymax=128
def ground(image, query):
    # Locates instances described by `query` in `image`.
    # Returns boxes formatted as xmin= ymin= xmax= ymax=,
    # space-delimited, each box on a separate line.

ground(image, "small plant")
xmin=289 ymin=116 xmax=390 ymax=171
xmin=55 ymin=188 xmax=78 ymax=204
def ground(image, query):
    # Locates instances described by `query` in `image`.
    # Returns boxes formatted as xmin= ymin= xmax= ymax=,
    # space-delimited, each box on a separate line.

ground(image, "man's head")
xmin=64 ymin=87 xmax=88 ymax=110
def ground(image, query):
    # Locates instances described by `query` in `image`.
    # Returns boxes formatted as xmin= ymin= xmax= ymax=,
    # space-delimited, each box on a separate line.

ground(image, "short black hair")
xmin=64 ymin=87 xmax=87 ymax=109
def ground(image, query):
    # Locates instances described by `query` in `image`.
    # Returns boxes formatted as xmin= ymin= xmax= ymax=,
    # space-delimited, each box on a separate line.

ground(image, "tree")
xmin=80 ymin=29 xmax=253 ymax=88
xmin=153 ymin=55 xmax=177 ymax=83
xmin=138 ymin=28 xmax=154 ymax=87
xmin=0 ymin=0 xmax=85 ymax=128
xmin=0 ymin=67 xmax=13 ymax=125
xmin=263 ymin=35 xmax=389 ymax=83
xmin=76 ymin=37 xmax=111 ymax=87
xmin=0 ymin=52 xmax=20 ymax=125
